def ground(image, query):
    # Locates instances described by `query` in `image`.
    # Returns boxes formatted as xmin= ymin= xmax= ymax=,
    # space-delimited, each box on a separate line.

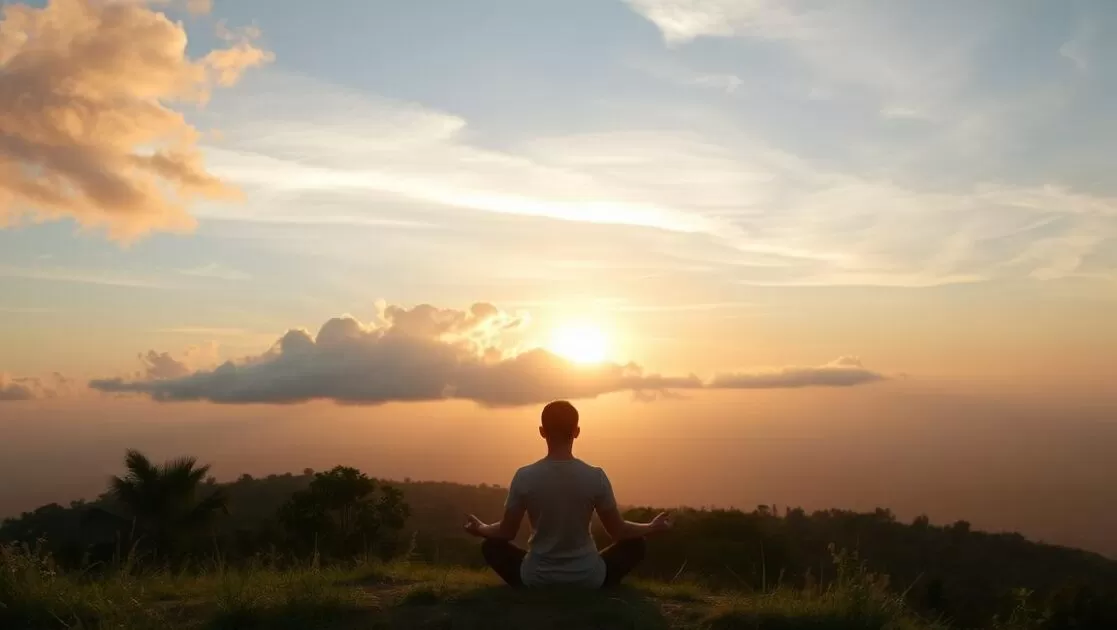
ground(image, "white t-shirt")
xmin=505 ymin=457 xmax=616 ymax=587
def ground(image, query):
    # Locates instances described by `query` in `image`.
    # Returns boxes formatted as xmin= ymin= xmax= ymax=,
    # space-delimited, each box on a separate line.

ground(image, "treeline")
xmin=2 ymin=451 xmax=1116 ymax=628
xmin=622 ymin=506 xmax=1117 ymax=627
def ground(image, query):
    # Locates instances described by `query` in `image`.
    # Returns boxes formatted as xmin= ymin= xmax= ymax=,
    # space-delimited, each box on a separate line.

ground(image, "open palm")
xmin=650 ymin=512 xmax=673 ymax=533
xmin=463 ymin=514 xmax=485 ymax=537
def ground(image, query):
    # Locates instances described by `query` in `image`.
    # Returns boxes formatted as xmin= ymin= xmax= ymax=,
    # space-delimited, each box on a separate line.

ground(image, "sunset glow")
xmin=548 ymin=323 xmax=609 ymax=364
xmin=2 ymin=0 xmax=1117 ymax=566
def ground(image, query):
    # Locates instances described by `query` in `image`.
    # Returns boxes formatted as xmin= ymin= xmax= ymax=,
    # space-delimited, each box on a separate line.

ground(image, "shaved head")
xmin=541 ymin=400 xmax=579 ymax=442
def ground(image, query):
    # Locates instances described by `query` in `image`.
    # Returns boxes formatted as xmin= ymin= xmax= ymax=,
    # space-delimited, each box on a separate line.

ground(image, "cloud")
xmin=176 ymin=263 xmax=251 ymax=281
xmin=623 ymin=0 xmax=807 ymax=44
xmin=623 ymin=0 xmax=977 ymax=118
xmin=197 ymin=72 xmax=724 ymax=239
xmin=186 ymin=0 xmax=213 ymax=16
xmin=689 ymin=73 xmax=743 ymax=94
xmin=195 ymin=70 xmax=1117 ymax=288
xmin=90 ymin=302 xmax=885 ymax=406
xmin=1059 ymin=21 xmax=1093 ymax=71
xmin=155 ymin=326 xmax=248 ymax=336
xmin=880 ymin=106 xmax=927 ymax=120
xmin=0 ymin=373 xmax=72 ymax=401
xmin=138 ymin=350 xmax=192 ymax=380
xmin=134 ymin=343 xmax=220 ymax=380
xmin=0 ymin=0 xmax=272 ymax=240
xmin=711 ymin=356 xmax=885 ymax=389
xmin=0 ymin=265 xmax=168 ymax=288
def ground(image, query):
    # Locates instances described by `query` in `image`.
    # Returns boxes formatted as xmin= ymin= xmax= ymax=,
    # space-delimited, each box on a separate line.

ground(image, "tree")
xmin=95 ymin=449 xmax=227 ymax=558
xmin=278 ymin=466 xmax=409 ymax=559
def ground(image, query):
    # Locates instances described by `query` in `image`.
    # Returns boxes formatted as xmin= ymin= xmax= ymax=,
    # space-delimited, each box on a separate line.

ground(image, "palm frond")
xmin=162 ymin=457 xmax=205 ymax=496
xmin=162 ymin=456 xmax=199 ymax=475
xmin=109 ymin=475 xmax=142 ymax=506
xmin=123 ymin=449 xmax=157 ymax=483
xmin=106 ymin=448 xmax=226 ymax=551
xmin=186 ymin=462 xmax=211 ymax=486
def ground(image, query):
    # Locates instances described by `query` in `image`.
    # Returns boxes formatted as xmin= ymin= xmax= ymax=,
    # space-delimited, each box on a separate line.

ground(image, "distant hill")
xmin=3 ymin=470 xmax=1115 ymax=627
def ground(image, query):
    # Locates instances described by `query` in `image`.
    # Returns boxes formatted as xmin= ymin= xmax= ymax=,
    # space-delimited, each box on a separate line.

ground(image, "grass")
xmin=1 ymin=542 xmax=988 ymax=629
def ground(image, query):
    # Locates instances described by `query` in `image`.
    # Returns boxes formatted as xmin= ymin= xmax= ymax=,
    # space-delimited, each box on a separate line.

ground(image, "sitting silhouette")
xmin=464 ymin=400 xmax=672 ymax=588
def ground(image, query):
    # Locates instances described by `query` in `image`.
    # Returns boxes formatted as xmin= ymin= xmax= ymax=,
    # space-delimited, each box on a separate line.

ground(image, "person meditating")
xmin=464 ymin=400 xmax=672 ymax=588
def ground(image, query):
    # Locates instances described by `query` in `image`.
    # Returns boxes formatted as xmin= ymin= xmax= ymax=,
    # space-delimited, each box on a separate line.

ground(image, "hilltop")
xmin=3 ymin=467 xmax=1116 ymax=628
xmin=4 ymin=550 xmax=949 ymax=630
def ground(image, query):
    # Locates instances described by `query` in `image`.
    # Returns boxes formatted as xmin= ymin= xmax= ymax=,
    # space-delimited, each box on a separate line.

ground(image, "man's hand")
xmin=598 ymin=506 xmax=675 ymax=541
xmin=464 ymin=514 xmax=486 ymax=537
xmin=649 ymin=511 xmax=673 ymax=534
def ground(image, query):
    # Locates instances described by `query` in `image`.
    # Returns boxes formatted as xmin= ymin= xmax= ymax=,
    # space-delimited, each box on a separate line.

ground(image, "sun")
xmin=548 ymin=322 xmax=609 ymax=364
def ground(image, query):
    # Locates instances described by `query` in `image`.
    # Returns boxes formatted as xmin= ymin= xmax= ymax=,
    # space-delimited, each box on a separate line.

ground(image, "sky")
xmin=1 ymin=0 xmax=1116 ymax=556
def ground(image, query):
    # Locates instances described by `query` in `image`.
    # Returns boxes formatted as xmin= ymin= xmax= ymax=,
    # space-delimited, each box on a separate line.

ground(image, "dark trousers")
xmin=481 ymin=537 xmax=646 ymax=588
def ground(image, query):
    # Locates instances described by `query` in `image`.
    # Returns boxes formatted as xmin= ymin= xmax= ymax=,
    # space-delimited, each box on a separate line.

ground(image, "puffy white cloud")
xmin=90 ymin=302 xmax=885 ymax=406
xmin=0 ymin=0 xmax=271 ymax=240
xmin=0 ymin=373 xmax=72 ymax=401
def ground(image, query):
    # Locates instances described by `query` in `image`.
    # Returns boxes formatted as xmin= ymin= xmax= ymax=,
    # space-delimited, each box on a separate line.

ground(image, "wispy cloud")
xmin=0 ymin=266 xmax=167 ymax=289
xmin=623 ymin=55 xmax=743 ymax=95
xmin=202 ymin=126 xmax=718 ymax=238
xmin=689 ymin=73 xmax=743 ymax=93
xmin=155 ymin=327 xmax=249 ymax=336
xmin=1059 ymin=19 xmax=1094 ymax=71
xmin=711 ymin=357 xmax=884 ymax=389
xmin=624 ymin=0 xmax=979 ymax=118
xmin=177 ymin=263 xmax=251 ymax=281
xmin=185 ymin=68 xmax=1117 ymax=288
xmin=604 ymin=301 xmax=758 ymax=313
xmin=623 ymin=0 xmax=809 ymax=44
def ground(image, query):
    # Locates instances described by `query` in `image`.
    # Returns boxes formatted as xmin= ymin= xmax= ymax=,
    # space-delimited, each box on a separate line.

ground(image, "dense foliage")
xmin=277 ymin=466 xmax=409 ymax=559
xmin=2 ymin=451 xmax=1115 ymax=628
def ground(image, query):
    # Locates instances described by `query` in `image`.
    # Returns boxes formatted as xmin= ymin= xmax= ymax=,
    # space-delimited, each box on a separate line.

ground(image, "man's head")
xmin=540 ymin=400 xmax=580 ymax=444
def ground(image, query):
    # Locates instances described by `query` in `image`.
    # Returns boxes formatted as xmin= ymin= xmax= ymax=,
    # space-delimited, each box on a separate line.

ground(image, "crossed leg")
xmin=481 ymin=537 xmax=646 ymax=588
xmin=600 ymin=537 xmax=647 ymax=588
xmin=481 ymin=538 xmax=526 ymax=587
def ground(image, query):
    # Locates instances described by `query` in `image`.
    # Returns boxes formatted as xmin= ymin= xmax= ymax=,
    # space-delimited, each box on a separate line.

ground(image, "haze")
xmin=1 ymin=0 xmax=1115 ymax=558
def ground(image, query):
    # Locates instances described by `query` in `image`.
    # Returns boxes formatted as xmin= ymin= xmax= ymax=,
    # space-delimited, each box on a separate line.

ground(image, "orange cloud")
xmin=187 ymin=0 xmax=214 ymax=15
xmin=0 ymin=0 xmax=272 ymax=240
xmin=0 ymin=372 xmax=73 ymax=401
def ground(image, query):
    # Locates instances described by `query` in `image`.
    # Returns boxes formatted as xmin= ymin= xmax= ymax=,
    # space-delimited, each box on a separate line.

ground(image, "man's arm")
xmin=464 ymin=504 xmax=525 ymax=540
xmin=464 ymin=470 xmax=527 ymax=540
xmin=594 ymin=468 xmax=672 ymax=541
xmin=597 ymin=505 xmax=671 ymax=541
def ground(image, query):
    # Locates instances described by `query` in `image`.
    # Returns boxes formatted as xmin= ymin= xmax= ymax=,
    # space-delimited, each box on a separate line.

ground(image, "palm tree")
xmin=98 ymin=449 xmax=228 ymax=557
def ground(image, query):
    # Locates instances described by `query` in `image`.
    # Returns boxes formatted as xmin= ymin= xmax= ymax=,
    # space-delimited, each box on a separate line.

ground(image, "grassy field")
xmin=2 ymin=543 xmax=1014 ymax=629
